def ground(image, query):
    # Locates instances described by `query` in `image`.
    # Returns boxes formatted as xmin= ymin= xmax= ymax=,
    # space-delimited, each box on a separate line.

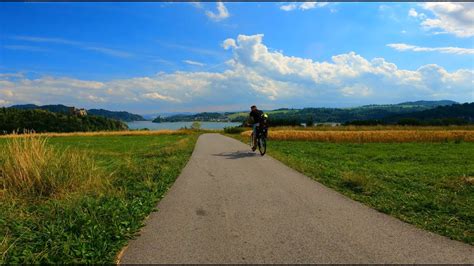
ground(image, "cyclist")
xmin=248 ymin=105 xmax=267 ymax=151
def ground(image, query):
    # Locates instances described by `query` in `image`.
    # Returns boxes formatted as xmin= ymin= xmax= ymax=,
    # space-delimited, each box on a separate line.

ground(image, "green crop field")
xmin=0 ymin=133 xmax=198 ymax=263
xmin=229 ymin=133 xmax=474 ymax=244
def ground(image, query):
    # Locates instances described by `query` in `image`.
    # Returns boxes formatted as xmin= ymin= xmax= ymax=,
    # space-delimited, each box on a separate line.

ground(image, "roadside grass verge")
xmin=0 ymin=133 xmax=198 ymax=263
xmin=0 ymin=129 xmax=202 ymax=139
xmin=228 ymin=133 xmax=474 ymax=244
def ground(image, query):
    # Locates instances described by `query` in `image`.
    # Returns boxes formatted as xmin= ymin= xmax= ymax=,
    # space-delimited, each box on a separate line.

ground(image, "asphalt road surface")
xmin=119 ymin=133 xmax=473 ymax=264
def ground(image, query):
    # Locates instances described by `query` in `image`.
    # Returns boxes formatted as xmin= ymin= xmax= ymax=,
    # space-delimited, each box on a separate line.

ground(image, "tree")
xmin=306 ymin=116 xmax=314 ymax=127
xmin=191 ymin=121 xmax=201 ymax=130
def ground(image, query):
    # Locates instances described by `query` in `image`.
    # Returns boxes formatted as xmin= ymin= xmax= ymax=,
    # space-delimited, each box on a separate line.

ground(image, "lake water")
xmin=126 ymin=121 xmax=241 ymax=130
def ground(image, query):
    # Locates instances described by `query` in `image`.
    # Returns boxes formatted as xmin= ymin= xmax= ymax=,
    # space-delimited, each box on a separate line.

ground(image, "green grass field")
xmin=229 ymin=133 xmax=474 ymax=244
xmin=0 ymin=133 xmax=198 ymax=263
xmin=2 ymin=130 xmax=473 ymax=264
xmin=269 ymin=141 xmax=474 ymax=244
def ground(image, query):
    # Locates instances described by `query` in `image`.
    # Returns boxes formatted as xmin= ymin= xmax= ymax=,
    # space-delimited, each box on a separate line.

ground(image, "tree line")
xmin=345 ymin=103 xmax=473 ymax=126
xmin=0 ymin=108 xmax=128 ymax=134
xmin=239 ymin=103 xmax=473 ymax=127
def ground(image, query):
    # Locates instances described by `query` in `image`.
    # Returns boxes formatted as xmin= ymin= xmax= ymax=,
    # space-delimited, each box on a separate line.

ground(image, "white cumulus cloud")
xmin=222 ymin=38 xmax=237 ymax=50
xmin=205 ymin=2 xmax=229 ymax=21
xmin=280 ymin=3 xmax=297 ymax=11
xmin=280 ymin=2 xmax=327 ymax=11
xmin=408 ymin=8 xmax=418 ymax=17
xmin=1 ymin=34 xmax=472 ymax=111
xmin=341 ymin=84 xmax=372 ymax=97
xmin=419 ymin=3 xmax=474 ymax=37
xmin=300 ymin=2 xmax=327 ymax=10
xmin=142 ymin=92 xmax=181 ymax=102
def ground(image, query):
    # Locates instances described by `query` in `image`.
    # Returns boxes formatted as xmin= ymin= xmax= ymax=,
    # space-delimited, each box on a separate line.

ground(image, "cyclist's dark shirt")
xmin=249 ymin=109 xmax=264 ymax=124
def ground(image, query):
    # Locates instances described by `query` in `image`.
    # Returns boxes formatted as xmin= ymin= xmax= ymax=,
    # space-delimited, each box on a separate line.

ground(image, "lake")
xmin=126 ymin=121 xmax=241 ymax=130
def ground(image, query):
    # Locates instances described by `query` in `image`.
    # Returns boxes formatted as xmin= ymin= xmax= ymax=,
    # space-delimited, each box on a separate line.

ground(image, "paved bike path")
xmin=119 ymin=133 xmax=473 ymax=264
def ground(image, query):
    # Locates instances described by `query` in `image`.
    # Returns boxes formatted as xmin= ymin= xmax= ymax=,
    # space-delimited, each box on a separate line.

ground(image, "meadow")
xmin=1 ymin=125 xmax=473 ymax=264
xmin=231 ymin=126 xmax=474 ymax=244
xmin=0 ymin=132 xmax=198 ymax=263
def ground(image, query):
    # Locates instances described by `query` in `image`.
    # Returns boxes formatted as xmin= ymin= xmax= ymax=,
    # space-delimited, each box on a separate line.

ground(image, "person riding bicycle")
xmin=248 ymin=105 xmax=267 ymax=151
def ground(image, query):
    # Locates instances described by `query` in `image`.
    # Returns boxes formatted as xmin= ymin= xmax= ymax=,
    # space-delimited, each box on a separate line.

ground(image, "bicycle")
xmin=250 ymin=125 xmax=267 ymax=156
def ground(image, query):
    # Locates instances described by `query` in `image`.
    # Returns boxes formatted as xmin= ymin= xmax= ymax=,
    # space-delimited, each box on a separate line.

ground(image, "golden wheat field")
xmin=241 ymin=129 xmax=474 ymax=142
xmin=271 ymin=125 xmax=474 ymax=131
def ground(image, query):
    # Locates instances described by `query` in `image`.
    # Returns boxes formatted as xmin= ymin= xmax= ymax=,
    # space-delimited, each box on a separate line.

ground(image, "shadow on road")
xmin=212 ymin=151 xmax=257 ymax=159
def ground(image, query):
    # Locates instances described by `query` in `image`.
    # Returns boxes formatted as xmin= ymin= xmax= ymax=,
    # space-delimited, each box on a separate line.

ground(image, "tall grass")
xmin=1 ymin=135 xmax=108 ymax=198
xmin=0 ymin=129 xmax=182 ymax=139
xmin=0 ymin=128 xmax=215 ymax=139
xmin=223 ymin=126 xmax=246 ymax=134
xmin=241 ymin=129 xmax=474 ymax=142
xmin=0 ymin=134 xmax=198 ymax=263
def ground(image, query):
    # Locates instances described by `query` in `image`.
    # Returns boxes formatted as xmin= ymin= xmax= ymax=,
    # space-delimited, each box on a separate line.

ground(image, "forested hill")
xmin=0 ymin=108 xmax=128 ymax=134
xmin=9 ymin=104 xmax=145 ymax=122
xmin=10 ymin=104 xmax=71 ymax=113
xmin=383 ymin=102 xmax=474 ymax=125
xmin=267 ymin=100 xmax=458 ymax=124
xmin=153 ymin=100 xmax=458 ymax=124
xmin=396 ymin=100 xmax=457 ymax=107
xmin=87 ymin=109 xmax=145 ymax=122
xmin=153 ymin=112 xmax=230 ymax=122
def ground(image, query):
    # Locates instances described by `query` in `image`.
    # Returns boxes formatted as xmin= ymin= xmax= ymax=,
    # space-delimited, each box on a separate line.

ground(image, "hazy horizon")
xmin=6 ymin=99 xmax=465 ymax=116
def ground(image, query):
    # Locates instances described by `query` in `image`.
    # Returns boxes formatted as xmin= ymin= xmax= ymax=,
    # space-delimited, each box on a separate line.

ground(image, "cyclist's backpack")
xmin=261 ymin=113 xmax=269 ymax=126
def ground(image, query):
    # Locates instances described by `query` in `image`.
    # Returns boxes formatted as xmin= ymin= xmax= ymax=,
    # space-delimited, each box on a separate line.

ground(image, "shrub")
xmin=1 ymin=135 xmax=108 ymax=199
xmin=345 ymin=119 xmax=385 ymax=126
xmin=340 ymin=172 xmax=372 ymax=194
xmin=224 ymin=126 xmax=246 ymax=134
xmin=191 ymin=121 xmax=201 ymax=130
xmin=397 ymin=118 xmax=422 ymax=126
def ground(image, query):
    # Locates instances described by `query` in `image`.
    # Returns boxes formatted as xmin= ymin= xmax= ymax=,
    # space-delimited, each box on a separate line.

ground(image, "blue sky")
xmin=0 ymin=2 xmax=473 ymax=113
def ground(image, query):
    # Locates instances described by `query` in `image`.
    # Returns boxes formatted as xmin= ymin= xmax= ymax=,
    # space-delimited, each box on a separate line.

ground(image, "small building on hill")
xmin=69 ymin=107 xmax=88 ymax=116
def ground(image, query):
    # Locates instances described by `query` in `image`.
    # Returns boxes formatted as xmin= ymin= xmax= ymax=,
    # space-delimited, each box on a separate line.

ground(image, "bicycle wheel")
xmin=258 ymin=137 xmax=266 ymax=156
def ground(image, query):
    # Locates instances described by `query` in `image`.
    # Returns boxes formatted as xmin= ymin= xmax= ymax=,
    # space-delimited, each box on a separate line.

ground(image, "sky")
xmin=0 ymin=2 xmax=473 ymax=114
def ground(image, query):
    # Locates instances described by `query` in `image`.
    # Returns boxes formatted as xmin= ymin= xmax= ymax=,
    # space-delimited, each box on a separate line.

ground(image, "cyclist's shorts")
xmin=252 ymin=123 xmax=260 ymax=135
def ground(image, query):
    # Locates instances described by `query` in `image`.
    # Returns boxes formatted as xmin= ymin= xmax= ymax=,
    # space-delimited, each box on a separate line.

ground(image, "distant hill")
xmin=384 ymin=102 xmax=473 ymax=125
xmin=0 ymin=108 xmax=128 ymax=134
xmin=88 ymin=109 xmax=145 ymax=122
xmin=155 ymin=100 xmax=458 ymax=125
xmin=396 ymin=100 xmax=457 ymax=107
xmin=285 ymin=100 xmax=458 ymax=124
xmin=357 ymin=100 xmax=457 ymax=109
xmin=153 ymin=112 xmax=228 ymax=123
xmin=143 ymin=112 xmax=195 ymax=120
xmin=9 ymin=104 xmax=145 ymax=122
xmin=11 ymin=104 xmax=71 ymax=113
